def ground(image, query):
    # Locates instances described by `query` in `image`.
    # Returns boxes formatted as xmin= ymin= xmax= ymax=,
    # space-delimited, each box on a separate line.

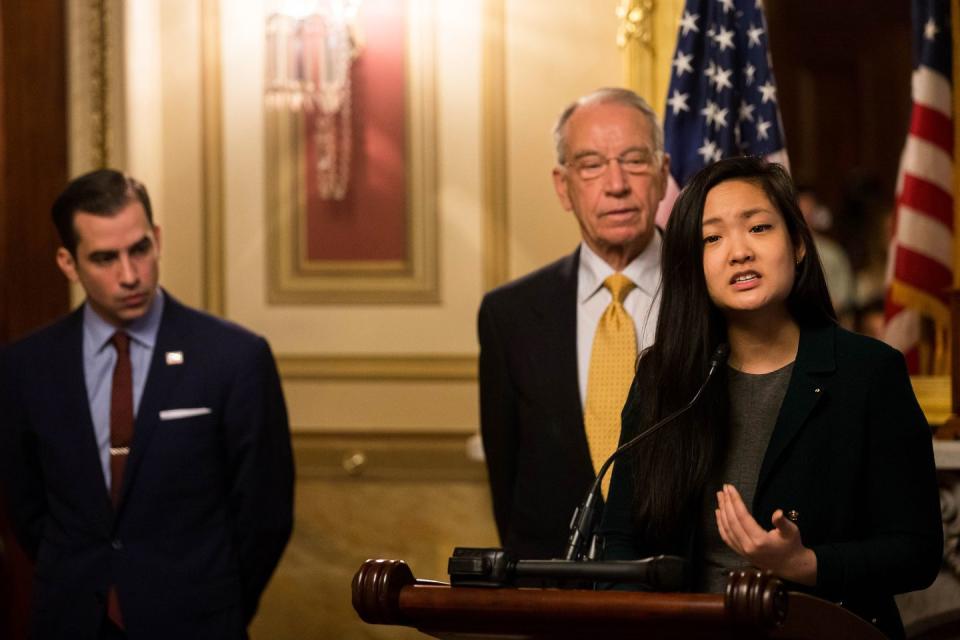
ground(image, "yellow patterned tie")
xmin=585 ymin=273 xmax=637 ymax=499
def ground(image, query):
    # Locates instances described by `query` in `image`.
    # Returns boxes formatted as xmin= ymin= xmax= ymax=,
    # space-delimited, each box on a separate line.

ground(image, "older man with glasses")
xmin=478 ymin=87 xmax=670 ymax=561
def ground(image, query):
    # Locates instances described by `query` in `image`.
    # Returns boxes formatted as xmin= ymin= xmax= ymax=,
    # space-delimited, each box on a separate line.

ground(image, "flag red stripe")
xmin=897 ymin=173 xmax=954 ymax=229
xmin=884 ymin=294 xmax=925 ymax=372
xmin=884 ymin=11 xmax=953 ymax=373
xmin=904 ymin=347 xmax=920 ymax=371
xmin=909 ymin=104 xmax=954 ymax=153
xmin=884 ymin=293 xmax=901 ymax=321
xmin=891 ymin=245 xmax=953 ymax=302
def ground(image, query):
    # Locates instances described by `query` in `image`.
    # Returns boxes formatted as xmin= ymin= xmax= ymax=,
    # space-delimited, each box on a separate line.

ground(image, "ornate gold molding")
xmin=89 ymin=0 xmax=109 ymax=167
xmin=278 ymin=354 xmax=477 ymax=381
xmin=75 ymin=0 xmax=122 ymax=171
xmin=619 ymin=0 xmax=684 ymax=122
xmin=66 ymin=0 xmax=122 ymax=311
xmin=291 ymin=431 xmax=484 ymax=480
xmin=618 ymin=0 xmax=656 ymax=105
xmin=201 ymin=0 xmax=225 ymax=316
xmin=482 ymin=0 xmax=509 ymax=291
xmin=617 ymin=0 xmax=655 ymax=52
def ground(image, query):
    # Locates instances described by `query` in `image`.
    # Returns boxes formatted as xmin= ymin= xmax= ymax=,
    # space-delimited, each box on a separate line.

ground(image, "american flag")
xmin=884 ymin=0 xmax=953 ymax=374
xmin=657 ymin=0 xmax=789 ymax=225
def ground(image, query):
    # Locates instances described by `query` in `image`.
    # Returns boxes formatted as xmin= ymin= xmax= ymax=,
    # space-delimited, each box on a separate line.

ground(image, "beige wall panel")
xmin=504 ymin=0 xmax=622 ymax=280
xmin=284 ymin=380 xmax=478 ymax=432
xmin=157 ymin=0 xmax=204 ymax=308
xmin=251 ymin=434 xmax=498 ymax=638
xmin=253 ymin=475 xmax=497 ymax=638
xmin=218 ymin=0 xmax=483 ymax=356
xmin=114 ymin=0 xmax=638 ymax=435
xmin=121 ymin=0 xmax=205 ymax=307
xmin=123 ymin=0 xmax=165 ymax=239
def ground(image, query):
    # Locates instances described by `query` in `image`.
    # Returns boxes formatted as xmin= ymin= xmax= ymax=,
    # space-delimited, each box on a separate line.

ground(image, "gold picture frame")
xmin=263 ymin=0 xmax=439 ymax=305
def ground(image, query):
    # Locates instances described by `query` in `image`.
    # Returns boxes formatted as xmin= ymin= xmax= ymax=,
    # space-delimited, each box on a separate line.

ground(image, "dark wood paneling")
xmin=0 ymin=2 xmax=70 ymax=639
xmin=0 ymin=2 xmax=6 ymax=349
xmin=0 ymin=0 xmax=70 ymax=346
xmin=767 ymin=0 xmax=911 ymax=268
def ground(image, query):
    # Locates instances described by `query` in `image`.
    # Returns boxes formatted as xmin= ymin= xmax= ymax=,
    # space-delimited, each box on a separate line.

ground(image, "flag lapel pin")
xmin=165 ymin=351 xmax=184 ymax=366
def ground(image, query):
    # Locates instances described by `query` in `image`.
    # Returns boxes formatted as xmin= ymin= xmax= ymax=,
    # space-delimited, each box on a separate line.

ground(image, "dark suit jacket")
xmin=0 ymin=293 xmax=295 ymax=640
xmin=601 ymin=324 xmax=943 ymax=639
xmin=478 ymin=249 xmax=599 ymax=559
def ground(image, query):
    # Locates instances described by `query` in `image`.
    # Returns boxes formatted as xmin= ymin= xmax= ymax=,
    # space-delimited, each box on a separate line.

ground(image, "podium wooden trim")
xmin=352 ymin=559 xmax=886 ymax=639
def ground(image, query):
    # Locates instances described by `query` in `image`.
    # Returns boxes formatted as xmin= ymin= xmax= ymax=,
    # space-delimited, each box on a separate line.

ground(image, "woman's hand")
xmin=715 ymin=483 xmax=817 ymax=586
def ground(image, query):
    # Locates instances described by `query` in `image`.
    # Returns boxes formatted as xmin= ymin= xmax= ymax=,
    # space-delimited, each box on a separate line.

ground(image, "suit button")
xmin=786 ymin=509 xmax=800 ymax=523
xmin=111 ymin=539 xmax=123 ymax=551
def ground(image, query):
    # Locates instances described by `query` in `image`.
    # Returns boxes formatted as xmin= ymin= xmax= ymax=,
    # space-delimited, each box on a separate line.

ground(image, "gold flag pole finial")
xmin=617 ymin=0 xmax=655 ymax=101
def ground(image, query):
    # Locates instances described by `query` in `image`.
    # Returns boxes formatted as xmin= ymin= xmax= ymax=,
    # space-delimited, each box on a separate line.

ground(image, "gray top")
xmin=697 ymin=361 xmax=794 ymax=593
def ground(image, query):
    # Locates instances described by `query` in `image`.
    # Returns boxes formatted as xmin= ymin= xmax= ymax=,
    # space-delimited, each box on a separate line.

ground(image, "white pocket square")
xmin=159 ymin=407 xmax=212 ymax=421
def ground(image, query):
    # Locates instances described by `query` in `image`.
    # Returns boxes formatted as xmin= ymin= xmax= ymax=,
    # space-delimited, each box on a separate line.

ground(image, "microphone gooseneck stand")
xmin=449 ymin=344 xmax=729 ymax=591
xmin=562 ymin=343 xmax=730 ymax=562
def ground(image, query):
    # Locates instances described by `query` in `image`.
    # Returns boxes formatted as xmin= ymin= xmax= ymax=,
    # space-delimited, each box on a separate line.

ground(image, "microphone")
xmin=562 ymin=343 xmax=730 ymax=562
xmin=448 ymin=547 xmax=686 ymax=590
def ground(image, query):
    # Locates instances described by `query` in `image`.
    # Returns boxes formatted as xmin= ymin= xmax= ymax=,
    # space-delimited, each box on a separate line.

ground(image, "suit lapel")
xmin=532 ymin=249 xmax=586 ymax=457
xmin=57 ymin=309 xmax=116 ymax=528
xmin=755 ymin=324 xmax=836 ymax=494
xmin=117 ymin=295 xmax=188 ymax=510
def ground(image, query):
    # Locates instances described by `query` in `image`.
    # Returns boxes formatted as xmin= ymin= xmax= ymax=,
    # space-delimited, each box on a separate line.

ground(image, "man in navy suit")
xmin=0 ymin=169 xmax=294 ymax=639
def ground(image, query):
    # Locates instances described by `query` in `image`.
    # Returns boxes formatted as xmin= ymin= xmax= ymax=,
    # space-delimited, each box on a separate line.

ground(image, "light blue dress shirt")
xmin=83 ymin=289 xmax=164 ymax=491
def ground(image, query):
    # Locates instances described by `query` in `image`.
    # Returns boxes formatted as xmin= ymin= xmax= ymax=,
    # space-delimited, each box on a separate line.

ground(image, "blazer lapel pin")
xmin=165 ymin=351 xmax=184 ymax=366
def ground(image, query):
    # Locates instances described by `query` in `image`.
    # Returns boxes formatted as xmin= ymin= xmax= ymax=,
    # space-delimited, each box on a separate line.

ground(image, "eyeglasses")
xmin=565 ymin=150 xmax=659 ymax=181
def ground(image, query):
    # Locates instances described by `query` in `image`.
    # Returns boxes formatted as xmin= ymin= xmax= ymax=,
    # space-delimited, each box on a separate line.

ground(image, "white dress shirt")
xmin=576 ymin=234 xmax=662 ymax=406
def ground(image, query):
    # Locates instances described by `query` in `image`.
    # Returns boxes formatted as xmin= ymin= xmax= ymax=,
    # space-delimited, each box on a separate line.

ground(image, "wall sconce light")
xmin=266 ymin=0 xmax=364 ymax=201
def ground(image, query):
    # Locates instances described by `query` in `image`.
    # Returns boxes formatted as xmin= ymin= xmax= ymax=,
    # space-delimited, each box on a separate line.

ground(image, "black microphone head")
xmin=710 ymin=343 xmax=730 ymax=368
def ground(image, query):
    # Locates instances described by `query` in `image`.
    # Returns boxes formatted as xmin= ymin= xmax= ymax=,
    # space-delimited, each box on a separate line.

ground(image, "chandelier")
xmin=266 ymin=0 xmax=364 ymax=201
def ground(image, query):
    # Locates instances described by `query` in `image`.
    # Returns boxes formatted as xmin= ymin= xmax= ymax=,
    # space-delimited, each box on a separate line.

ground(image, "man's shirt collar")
xmin=83 ymin=288 xmax=165 ymax=353
xmin=577 ymin=231 xmax=662 ymax=304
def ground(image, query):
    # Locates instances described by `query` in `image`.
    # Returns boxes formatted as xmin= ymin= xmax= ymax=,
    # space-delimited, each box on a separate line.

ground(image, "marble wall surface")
xmin=250 ymin=434 xmax=499 ymax=639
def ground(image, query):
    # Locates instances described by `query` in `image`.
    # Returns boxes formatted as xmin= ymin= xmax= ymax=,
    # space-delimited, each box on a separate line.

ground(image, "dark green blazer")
xmin=601 ymin=324 xmax=943 ymax=640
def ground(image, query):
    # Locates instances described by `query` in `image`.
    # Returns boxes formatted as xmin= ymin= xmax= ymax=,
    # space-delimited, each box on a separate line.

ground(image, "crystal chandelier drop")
xmin=266 ymin=0 xmax=363 ymax=201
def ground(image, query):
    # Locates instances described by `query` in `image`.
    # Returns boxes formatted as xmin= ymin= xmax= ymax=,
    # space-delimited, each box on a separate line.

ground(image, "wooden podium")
xmin=352 ymin=559 xmax=885 ymax=639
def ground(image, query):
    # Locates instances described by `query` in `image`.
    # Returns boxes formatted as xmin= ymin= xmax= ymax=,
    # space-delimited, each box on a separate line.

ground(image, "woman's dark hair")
xmin=628 ymin=156 xmax=835 ymax=545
